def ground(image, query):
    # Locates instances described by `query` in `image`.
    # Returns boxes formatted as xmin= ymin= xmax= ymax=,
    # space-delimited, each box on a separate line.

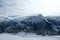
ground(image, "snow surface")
xmin=0 ymin=32 xmax=60 ymax=40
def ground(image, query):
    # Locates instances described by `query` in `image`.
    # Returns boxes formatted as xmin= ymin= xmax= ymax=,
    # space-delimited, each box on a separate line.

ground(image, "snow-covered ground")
xmin=0 ymin=32 xmax=60 ymax=40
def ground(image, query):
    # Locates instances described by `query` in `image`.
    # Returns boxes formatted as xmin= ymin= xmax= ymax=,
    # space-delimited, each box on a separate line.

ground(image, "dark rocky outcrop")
xmin=21 ymin=15 xmax=52 ymax=35
xmin=0 ymin=15 xmax=60 ymax=35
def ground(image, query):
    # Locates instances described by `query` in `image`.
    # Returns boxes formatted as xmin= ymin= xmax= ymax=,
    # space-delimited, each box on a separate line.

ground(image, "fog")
xmin=0 ymin=0 xmax=60 ymax=16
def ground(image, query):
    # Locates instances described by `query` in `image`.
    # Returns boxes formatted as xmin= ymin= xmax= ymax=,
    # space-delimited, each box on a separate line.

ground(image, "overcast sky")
xmin=0 ymin=0 xmax=60 ymax=16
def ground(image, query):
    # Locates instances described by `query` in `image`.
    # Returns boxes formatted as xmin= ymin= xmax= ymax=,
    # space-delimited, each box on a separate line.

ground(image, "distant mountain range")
xmin=0 ymin=14 xmax=60 ymax=35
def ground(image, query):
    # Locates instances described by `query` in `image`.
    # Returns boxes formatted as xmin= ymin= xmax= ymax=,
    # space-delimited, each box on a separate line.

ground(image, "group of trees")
xmin=0 ymin=15 xmax=60 ymax=35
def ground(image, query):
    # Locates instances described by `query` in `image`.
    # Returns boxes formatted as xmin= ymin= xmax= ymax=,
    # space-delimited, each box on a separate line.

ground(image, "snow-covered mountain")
xmin=21 ymin=14 xmax=60 ymax=35
xmin=0 ymin=15 xmax=60 ymax=35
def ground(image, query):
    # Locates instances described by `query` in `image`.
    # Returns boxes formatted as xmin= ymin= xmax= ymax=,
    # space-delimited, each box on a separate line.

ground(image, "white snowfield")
xmin=0 ymin=33 xmax=60 ymax=40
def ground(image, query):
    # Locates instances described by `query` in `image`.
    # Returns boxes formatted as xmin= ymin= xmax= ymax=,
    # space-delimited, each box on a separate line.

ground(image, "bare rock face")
xmin=0 ymin=16 xmax=9 ymax=33
xmin=47 ymin=17 xmax=60 ymax=35
xmin=5 ymin=20 xmax=20 ymax=33
xmin=0 ymin=14 xmax=60 ymax=35
xmin=21 ymin=15 xmax=60 ymax=35
xmin=21 ymin=15 xmax=48 ymax=35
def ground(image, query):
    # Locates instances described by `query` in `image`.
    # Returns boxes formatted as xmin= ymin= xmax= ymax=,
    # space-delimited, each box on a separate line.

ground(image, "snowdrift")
xmin=0 ymin=33 xmax=60 ymax=40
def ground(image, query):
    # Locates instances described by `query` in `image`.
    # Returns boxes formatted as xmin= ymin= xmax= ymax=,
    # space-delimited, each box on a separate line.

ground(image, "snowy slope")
xmin=0 ymin=33 xmax=60 ymax=40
